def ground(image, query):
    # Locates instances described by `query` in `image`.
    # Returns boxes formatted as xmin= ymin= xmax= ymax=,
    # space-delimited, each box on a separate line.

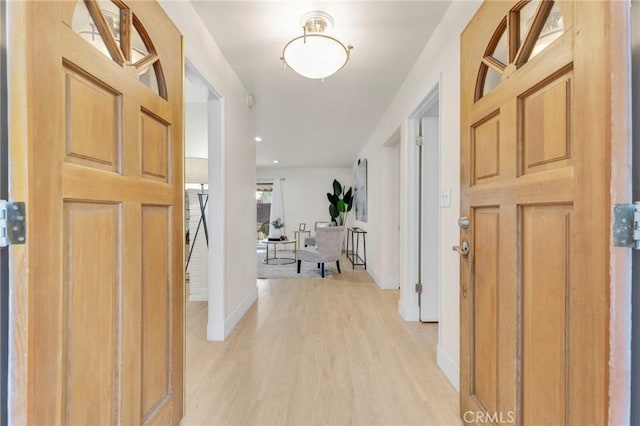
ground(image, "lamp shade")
xmin=282 ymin=34 xmax=351 ymax=79
xmin=185 ymin=157 xmax=208 ymax=184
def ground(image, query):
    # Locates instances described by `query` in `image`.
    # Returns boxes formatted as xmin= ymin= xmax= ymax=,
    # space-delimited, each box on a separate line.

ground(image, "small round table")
xmin=261 ymin=239 xmax=297 ymax=265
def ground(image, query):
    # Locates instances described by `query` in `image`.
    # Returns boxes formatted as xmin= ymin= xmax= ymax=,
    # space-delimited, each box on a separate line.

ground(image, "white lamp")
xmin=185 ymin=157 xmax=208 ymax=187
xmin=281 ymin=11 xmax=353 ymax=80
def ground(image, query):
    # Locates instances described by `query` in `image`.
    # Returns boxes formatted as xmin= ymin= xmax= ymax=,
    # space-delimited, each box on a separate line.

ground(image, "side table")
xmin=346 ymin=227 xmax=367 ymax=270
xmin=293 ymin=230 xmax=311 ymax=248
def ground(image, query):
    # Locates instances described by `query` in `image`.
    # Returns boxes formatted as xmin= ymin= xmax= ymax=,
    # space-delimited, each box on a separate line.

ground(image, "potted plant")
xmin=269 ymin=217 xmax=285 ymax=240
xmin=327 ymin=179 xmax=353 ymax=226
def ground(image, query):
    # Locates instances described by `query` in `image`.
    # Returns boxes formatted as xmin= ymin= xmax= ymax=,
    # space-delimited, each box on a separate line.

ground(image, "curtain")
xmin=268 ymin=179 xmax=285 ymax=238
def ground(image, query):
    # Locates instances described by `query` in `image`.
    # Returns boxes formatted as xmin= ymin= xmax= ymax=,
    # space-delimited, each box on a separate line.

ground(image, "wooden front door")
xmin=460 ymin=1 xmax=630 ymax=425
xmin=9 ymin=1 xmax=184 ymax=424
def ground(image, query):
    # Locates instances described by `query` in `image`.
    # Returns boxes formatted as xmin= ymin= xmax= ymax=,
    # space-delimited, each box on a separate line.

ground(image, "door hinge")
xmin=415 ymin=137 xmax=423 ymax=146
xmin=415 ymin=282 xmax=423 ymax=293
xmin=612 ymin=202 xmax=640 ymax=249
xmin=0 ymin=200 xmax=26 ymax=248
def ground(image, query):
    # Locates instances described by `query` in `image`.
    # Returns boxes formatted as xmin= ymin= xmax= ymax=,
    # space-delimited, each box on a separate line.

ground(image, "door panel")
xmin=472 ymin=113 xmax=500 ymax=184
xmin=472 ymin=208 xmax=499 ymax=414
xmin=521 ymin=204 xmax=571 ymax=425
xmin=63 ymin=202 xmax=120 ymax=425
xmin=141 ymin=110 xmax=170 ymax=182
xmin=460 ymin=1 xmax=629 ymax=424
xmin=141 ymin=205 xmax=171 ymax=420
xmin=12 ymin=1 xmax=184 ymax=424
xmin=519 ymin=70 xmax=572 ymax=175
xmin=65 ymin=68 xmax=122 ymax=171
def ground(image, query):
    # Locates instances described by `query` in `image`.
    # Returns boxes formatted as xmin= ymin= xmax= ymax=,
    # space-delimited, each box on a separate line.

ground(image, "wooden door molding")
xmin=8 ymin=1 xmax=185 ymax=424
xmin=460 ymin=1 xmax=631 ymax=424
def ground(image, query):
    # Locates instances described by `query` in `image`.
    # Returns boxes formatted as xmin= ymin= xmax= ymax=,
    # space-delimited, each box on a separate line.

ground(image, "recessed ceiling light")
xmin=272 ymin=160 xmax=279 ymax=164
xmin=255 ymin=136 xmax=262 ymax=142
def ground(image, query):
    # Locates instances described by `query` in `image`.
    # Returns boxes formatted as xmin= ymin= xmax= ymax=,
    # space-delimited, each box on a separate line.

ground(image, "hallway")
xmin=182 ymin=264 xmax=461 ymax=425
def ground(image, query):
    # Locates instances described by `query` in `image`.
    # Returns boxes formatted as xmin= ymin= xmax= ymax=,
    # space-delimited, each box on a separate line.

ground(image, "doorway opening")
xmin=256 ymin=182 xmax=273 ymax=243
xmin=184 ymin=61 xmax=226 ymax=341
xmin=401 ymin=82 xmax=441 ymax=323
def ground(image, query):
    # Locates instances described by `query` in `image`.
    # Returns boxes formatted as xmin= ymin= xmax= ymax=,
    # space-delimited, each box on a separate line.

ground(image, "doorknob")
xmin=458 ymin=216 xmax=470 ymax=229
xmin=452 ymin=240 xmax=470 ymax=257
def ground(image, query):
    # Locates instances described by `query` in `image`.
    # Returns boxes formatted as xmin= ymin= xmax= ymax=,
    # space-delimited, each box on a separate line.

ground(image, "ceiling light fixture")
xmin=280 ymin=11 xmax=353 ymax=80
xmin=272 ymin=160 xmax=280 ymax=164
xmin=255 ymin=136 xmax=263 ymax=142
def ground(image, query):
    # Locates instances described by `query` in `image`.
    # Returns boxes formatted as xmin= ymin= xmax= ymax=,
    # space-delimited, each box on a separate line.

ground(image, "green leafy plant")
xmin=271 ymin=217 xmax=284 ymax=229
xmin=327 ymin=179 xmax=353 ymax=225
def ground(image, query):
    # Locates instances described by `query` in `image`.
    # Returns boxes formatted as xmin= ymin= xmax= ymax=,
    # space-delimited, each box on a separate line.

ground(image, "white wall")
xmin=354 ymin=0 xmax=482 ymax=390
xmin=256 ymin=167 xmax=353 ymax=239
xmin=379 ymin=136 xmax=400 ymax=290
xmin=185 ymin=102 xmax=207 ymax=158
xmin=160 ymin=0 xmax=258 ymax=339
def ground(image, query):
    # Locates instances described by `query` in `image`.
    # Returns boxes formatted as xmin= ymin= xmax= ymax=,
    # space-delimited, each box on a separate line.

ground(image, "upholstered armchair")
xmin=297 ymin=226 xmax=345 ymax=278
xmin=304 ymin=221 xmax=333 ymax=247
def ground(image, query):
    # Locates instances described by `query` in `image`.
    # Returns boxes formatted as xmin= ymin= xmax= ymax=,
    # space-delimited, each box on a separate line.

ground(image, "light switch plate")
xmin=440 ymin=187 xmax=451 ymax=208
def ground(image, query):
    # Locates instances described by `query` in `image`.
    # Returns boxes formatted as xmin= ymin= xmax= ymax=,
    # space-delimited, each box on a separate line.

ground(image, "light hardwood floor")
xmin=182 ymin=260 xmax=461 ymax=426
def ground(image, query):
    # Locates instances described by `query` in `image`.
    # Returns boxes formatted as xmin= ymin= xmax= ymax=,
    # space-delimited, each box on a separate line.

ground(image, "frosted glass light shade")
xmin=282 ymin=34 xmax=351 ymax=80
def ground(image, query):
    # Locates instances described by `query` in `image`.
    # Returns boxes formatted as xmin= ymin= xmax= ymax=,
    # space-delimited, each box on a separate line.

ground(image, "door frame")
xmin=184 ymin=61 xmax=228 ymax=341
xmin=7 ymin=1 xmax=29 ymax=422
xmin=630 ymin=1 xmax=640 ymax=422
xmin=609 ymin=2 xmax=633 ymax=422
xmin=399 ymin=79 xmax=442 ymax=321
xmin=0 ymin=0 xmax=9 ymax=423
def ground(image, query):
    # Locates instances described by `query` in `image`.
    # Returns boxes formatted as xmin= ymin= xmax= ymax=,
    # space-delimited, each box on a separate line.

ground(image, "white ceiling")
xmin=190 ymin=1 xmax=451 ymax=168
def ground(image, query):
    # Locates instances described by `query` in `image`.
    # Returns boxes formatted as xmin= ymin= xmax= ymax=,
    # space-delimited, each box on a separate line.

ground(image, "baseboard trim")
xmin=437 ymin=344 xmax=460 ymax=392
xmin=207 ymin=286 xmax=258 ymax=341
xmin=206 ymin=321 xmax=225 ymax=341
xmin=398 ymin=299 xmax=419 ymax=321
xmin=224 ymin=286 xmax=258 ymax=336
xmin=369 ymin=268 xmax=398 ymax=290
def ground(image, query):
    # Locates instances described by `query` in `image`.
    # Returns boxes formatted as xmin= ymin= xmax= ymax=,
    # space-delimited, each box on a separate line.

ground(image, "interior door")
xmin=420 ymin=117 xmax=439 ymax=321
xmin=460 ymin=1 xmax=630 ymax=425
xmin=9 ymin=1 xmax=184 ymax=424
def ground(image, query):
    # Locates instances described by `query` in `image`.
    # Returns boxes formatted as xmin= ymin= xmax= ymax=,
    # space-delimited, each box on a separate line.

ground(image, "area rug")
xmin=256 ymin=246 xmax=333 ymax=279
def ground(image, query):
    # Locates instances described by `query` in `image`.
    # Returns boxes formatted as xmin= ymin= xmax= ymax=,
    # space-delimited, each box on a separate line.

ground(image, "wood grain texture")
xmin=521 ymin=205 xmax=571 ymax=426
xmin=520 ymin=71 xmax=572 ymax=174
xmin=11 ymin=1 xmax=184 ymax=424
xmin=141 ymin=109 xmax=169 ymax=181
xmin=63 ymin=202 xmax=120 ymax=426
xmin=460 ymin=1 xmax=627 ymax=425
xmin=141 ymin=206 xmax=171 ymax=421
xmin=606 ymin=1 xmax=633 ymax=423
xmin=7 ymin=1 xmax=30 ymax=423
xmin=182 ymin=265 xmax=461 ymax=426
xmin=472 ymin=113 xmax=500 ymax=183
xmin=472 ymin=208 xmax=499 ymax=414
xmin=65 ymin=67 xmax=121 ymax=171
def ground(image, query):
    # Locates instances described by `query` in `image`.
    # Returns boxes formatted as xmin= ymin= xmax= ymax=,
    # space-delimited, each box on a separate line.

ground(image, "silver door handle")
xmin=452 ymin=241 xmax=470 ymax=257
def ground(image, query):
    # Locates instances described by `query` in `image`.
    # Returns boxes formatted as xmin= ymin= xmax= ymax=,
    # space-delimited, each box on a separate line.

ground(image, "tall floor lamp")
xmin=185 ymin=157 xmax=208 ymax=271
